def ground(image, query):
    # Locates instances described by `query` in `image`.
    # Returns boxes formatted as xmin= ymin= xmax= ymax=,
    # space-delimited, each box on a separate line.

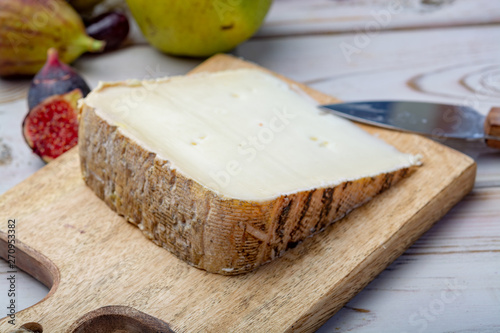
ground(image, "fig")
xmin=23 ymin=89 xmax=81 ymax=163
xmin=28 ymin=48 xmax=90 ymax=110
xmin=86 ymin=11 xmax=130 ymax=52
xmin=0 ymin=0 xmax=105 ymax=76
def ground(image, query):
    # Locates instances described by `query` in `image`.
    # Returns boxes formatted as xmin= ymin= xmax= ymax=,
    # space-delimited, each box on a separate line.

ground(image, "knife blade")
xmin=320 ymin=101 xmax=500 ymax=149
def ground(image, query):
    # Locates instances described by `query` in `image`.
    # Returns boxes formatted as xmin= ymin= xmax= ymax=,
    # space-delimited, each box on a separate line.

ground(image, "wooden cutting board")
xmin=0 ymin=54 xmax=476 ymax=333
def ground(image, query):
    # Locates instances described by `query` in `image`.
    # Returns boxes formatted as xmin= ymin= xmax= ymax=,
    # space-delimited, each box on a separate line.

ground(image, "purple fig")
xmin=23 ymin=89 xmax=81 ymax=163
xmin=86 ymin=11 xmax=130 ymax=52
xmin=28 ymin=48 xmax=90 ymax=110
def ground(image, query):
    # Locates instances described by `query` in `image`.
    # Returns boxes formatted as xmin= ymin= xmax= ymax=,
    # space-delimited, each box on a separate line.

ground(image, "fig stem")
xmin=47 ymin=48 xmax=60 ymax=65
xmin=76 ymin=34 xmax=106 ymax=53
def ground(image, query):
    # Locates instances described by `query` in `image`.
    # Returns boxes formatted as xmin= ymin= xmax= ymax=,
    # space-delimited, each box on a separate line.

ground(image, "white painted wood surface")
xmin=1 ymin=0 xmax=499 ymax=332
xmin=259 ymin=0 xmax=500 ymax=37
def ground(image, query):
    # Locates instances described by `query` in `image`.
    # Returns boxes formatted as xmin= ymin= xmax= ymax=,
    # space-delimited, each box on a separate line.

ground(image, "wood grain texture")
xmin=69 ymin=305 xmax=174 ymax=333
xmin=259 ymin=0 xmax=500 ymax=38
xmin=0 ymin=54 xmax=475 ymax=333
xmin=318 ymin=186 xmax=500 ymax=333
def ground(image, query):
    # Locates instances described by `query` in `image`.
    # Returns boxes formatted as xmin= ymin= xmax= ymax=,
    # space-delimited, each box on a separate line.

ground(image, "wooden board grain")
xmin=0 ymin=54 xmax=476 ymax=333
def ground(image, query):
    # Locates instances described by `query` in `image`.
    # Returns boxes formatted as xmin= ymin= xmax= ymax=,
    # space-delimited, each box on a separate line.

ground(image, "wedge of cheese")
xmin=79 ymin=68 xmax=421 ymax=275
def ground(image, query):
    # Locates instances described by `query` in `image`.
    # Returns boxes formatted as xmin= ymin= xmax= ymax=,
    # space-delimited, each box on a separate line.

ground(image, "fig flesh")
xmin=23 ymin=89 xmax=81 ymax=163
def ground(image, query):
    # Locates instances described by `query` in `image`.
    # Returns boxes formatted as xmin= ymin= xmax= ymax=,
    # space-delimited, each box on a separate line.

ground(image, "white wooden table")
xmin=1 ymin=0 xmax=500 ymax=332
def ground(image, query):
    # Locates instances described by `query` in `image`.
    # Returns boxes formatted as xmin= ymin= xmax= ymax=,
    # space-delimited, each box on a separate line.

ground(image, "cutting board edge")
xmin=0 ymin=54 xmax=480 ymax=333
xmin=286 ymin=158 xmax=477 ymax=332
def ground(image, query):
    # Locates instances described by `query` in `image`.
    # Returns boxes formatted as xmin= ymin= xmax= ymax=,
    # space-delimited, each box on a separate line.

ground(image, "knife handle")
xmin=485 ymin=107 xmax=500 ymax=149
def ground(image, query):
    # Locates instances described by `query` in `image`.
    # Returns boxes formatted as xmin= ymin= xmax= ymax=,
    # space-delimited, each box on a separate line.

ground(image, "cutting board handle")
xmin=485 ymin=107 xmax=500 ymax=149
xmin=1 ymin=232 xmax=174 ymax=333
xmin=0 ymin=231 xmax=59 ymax=291
xmin=0 ymin=232 xmax=59 ymax=333
xmin=68 ymin=305 xmax=175 ymax=333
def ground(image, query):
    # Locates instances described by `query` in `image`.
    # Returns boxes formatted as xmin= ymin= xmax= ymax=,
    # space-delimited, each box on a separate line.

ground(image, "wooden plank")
xmin=0 ymin=54 xmax=475 ymax=332
xmin=259 ymin=0 xmax=500 ymax=37
xmin=1 ymin=4 xmax=498 ymax=332
xmin=319 ymin=187 xmax=500 ymax=332
xmin=3 ymin=188 xmax=499 ymax=332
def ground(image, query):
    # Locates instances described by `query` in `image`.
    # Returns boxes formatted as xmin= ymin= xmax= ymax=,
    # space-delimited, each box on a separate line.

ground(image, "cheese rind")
xmin=79 ymin=69 xmax=420 ymax=275
xmin=83 ymin=69 xmax=419 ymax=201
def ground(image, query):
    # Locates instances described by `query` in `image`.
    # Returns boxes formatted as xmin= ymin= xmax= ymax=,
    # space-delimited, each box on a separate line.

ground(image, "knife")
xmin=321 ymin=101 xmax=500 ymax=149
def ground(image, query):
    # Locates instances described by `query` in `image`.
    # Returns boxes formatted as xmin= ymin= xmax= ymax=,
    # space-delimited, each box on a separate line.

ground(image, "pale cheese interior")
xmin=83 ymin=69 xmax=420 ymax=201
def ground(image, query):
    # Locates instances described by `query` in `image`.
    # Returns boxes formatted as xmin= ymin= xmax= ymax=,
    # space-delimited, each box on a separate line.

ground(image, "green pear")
xmin=126 ymin=0 xmax=272 ymax=57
